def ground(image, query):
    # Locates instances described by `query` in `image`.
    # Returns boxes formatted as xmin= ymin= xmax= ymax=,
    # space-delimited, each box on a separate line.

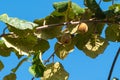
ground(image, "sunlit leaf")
xmin=2 ymin=34 xmax=38 ymax=56
xmin=29 ymin=52 xmax=46 ymax=77
xmin=109 ymin=4 xmax=120 ymax=13
xmin=34 ymin=15 xmax=64 ymax=39
xmin=53 ymin=1 xmax=68 ymax=12
xmin=0 ymin=40 xmax=12 ymax=57
xmin=83 ymin=37 xmax=109 ymax=58
xmin=41 ymin=62 xmax=69 ymax=80
xmin=0 ymin=14 xmax=38 ymax=30
xmin=55 ymin=41 xmax=74 ymax=59
xmin=0 ymin=60 xmax=4 ymax=71
xmin=53 ymin=1 xmax=85 ymax=15
xmin=105 ymin=24 xmax=120 ymax=42
xmin=105 ymin=4 xmax=120 ymax=21
xmin=72 ymin=2 xmax=85 ymax=15
xmin=3 ymin=73 xmax=16 ymax=80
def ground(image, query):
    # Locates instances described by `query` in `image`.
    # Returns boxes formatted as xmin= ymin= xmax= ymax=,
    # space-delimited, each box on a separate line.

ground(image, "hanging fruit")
xmin=77 ymin=22 xmax=88 ymax=33
xmin=60 ymin=33 xmax=72 ymax=45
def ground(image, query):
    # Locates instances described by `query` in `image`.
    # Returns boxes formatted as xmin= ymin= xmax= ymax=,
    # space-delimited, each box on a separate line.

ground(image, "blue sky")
xmin=0 ymin=0 xmax=120 ymax=80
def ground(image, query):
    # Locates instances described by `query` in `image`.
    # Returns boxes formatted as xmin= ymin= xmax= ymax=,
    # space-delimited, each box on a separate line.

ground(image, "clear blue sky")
xmin=0 ymin=0 xmax=120 ymax=80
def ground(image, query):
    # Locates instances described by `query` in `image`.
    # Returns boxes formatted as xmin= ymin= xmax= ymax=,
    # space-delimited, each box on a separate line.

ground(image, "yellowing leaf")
xmin=83 ymin=37 xmax=109 ymax=58
xmin=3 ymin=73 xmax=16 ymax=80
xmin=2 ymin=34 xmax=37 ymax=56
xmin=55 ymin=41 xmax=74 ymax=59
xmin=41 ymin=62 xmax=69 ymax=80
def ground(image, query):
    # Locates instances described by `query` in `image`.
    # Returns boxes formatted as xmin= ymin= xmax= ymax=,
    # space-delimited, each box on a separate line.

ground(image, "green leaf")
xmin=2 ymin=33 xmax=38 ymax=56
xmin=109 ymin=4 xmax=120 ymax=13
xmin=84 ymin=0 xmax=105 ymax=19
xmin=0 ymin=14 xmax=38 ymax=30
xmin=83 ymin=36 xmax=109 ymax=58
xmin=29 ymin=52 xmax=46 ymax=77
xmin=53 ymin=1 xmax=85 ymax=15
xmin=53 ymin=1 xmax=68 ymax=12
xmin=54 ymin=40 xmax=74 ymax=59
xmin=75 ymin=33 xmax=91 ymax=50
xmin=105 ymin=4 xmax=120 ymax=23
xmin=103 ymin=0 xmax=112 ymax=2
xmin=81 ymin=8 xmax=93 ymax=20
xmin=72 ymin=2 xmax=85 ymax=15
xmin=34 ymin=15 xmax=64 ymax=39
xmin=0 ymin=40 xmax=12 ymax=57
xmin=41 ymin=62 xmax=69 ymax=80
xmin=0 ymin=60 xmax=4 ymax=71
xmin=33 ymin=39 xmax=50 ymax=53
xmin=34 ymin=11 xmax=65 ymax=26
xmin=35 ymin=26 xmax=62 ymax=39
xmin=7 ymin=25 xmax=35 ymax=37
xmin=105 ymin=24 xmax=120 ymax=42
xmin=3 ymin=73 xmax=16 ymax=80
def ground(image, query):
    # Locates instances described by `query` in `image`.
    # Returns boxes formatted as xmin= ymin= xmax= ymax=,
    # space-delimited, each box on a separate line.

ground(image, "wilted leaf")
xmin=0 ymin=40 xmax=12 ymax=57
xmin=83 ymin=37 xmax=109 ymax=58
xmin=0 ymin=60 xmax=4 ymax=71
xmin=105 ymin=24 xmax=120 ymax=42
xmin=41 ymin=62 xmax=69 ymax=80
xmin=3 ymin=73 xmax=16 ymax=80
xmin=29 ymin=52 xmax=46 ymax=77
xmin=0 ymin=14 xmax=38 ymax=30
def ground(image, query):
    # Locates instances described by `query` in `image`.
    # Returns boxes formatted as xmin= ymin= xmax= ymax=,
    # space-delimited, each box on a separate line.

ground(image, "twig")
xmin=31 ymin=77 xmax=35 ymax=80
xmin=3 ymin=27 xmax=8 ymax=34
xmin=44 ymin=51 xmax=55 ymax=65
xmin=0 ymin=33 xmax=12 ymax=38
xmin=99 ymin=0 xmax=102 ymax=5
xmin=11 ymin=58 xmax=28 ymax=73
xmin=0 ymin=27 xmax=12 ymax=38
xmin=36 ymin=20 xmax=120 ymax=30
xmin=112 ymin=0 xmax=114 ymax=5
xmin=108 ymin=47 xmax=120 ymax=80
